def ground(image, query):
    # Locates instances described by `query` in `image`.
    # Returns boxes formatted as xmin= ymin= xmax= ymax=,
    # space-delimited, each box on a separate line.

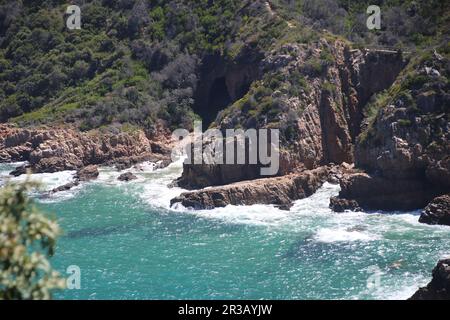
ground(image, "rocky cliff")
xmin=0 ymin=124 xmax=171 ymax=174
xmin=332 ymin=50 xmax=450 ymax=213
xmin=175 ymin=40 xmax=407 ymax=190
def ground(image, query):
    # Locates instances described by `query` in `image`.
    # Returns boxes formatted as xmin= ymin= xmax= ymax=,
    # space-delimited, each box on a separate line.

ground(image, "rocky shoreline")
xmin=0 ymin=124 xmax=172 ymax=173
xmin=0 ymin=124 xmax=172 ymax=183
xmin=0 ymin=42 xmax=448 ymax=300
xmin=171 ymin=165 xmax=341 ymax=210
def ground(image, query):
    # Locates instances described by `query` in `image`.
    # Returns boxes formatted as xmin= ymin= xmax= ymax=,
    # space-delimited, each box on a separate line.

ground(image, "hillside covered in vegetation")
xmin=0 ymin=0 xmax=448 ymax=136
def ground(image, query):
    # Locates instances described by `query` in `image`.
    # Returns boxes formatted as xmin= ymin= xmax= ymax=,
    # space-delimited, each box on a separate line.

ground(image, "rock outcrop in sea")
xmin=410 ymin=259 xmax=450 ymax=300
xmin=419 ymin=194 xmax=450 ymax=226
xmin=171 ymin=166 xmax=333 ymax=210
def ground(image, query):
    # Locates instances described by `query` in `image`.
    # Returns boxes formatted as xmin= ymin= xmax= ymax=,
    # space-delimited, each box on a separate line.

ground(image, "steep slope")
xmin=332 ymin=48 xmax=450 ymax=211
xmin=176 ymin=40 xmax=408 ymax=189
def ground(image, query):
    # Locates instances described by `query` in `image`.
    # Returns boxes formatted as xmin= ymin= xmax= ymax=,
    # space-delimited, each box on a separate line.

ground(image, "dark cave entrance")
xmin=193 ymin=52 xmax=263 ymax=131
xmin=202 ymin=77 xmax=232 ymax=129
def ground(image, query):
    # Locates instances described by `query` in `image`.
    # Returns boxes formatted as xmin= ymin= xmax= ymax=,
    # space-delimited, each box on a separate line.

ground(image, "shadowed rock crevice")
xmin=193 ymin=52 xmax=262 ymax=129
xmin=203 ymin=77 xmax=232 ymax=128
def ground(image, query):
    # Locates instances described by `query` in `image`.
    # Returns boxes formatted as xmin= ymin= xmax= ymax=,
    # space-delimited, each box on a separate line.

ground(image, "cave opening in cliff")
xmin=200 ymin=77 xmax=232 ymax=130
xmin=192 ymin=52 xmax=261 ymax=130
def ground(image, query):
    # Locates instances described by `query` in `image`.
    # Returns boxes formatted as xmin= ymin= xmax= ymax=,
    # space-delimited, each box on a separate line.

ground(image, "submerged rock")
xmin=419 ymin=194 xmax=450 ymax=226
xmin=118 ymin=172 xmax=138 ymax=182
xmin=409 ymin=259 xmax=450 ymax=300
xmin=51 ymin=181 xmax=80 ymax=193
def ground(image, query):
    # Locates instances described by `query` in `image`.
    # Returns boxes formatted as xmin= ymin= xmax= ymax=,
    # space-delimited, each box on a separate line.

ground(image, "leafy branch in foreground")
xmin=0 ymin=180 xmax=65 ymax=300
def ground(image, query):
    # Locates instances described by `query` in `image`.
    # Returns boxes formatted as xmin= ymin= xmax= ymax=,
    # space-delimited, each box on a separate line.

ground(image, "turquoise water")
xmin=1 ymin=161 xmax=449 ymax=300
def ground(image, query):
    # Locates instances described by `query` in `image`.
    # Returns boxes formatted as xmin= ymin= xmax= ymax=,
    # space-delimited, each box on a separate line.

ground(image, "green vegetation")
xmin=0 ymin=0 xmax=448 ymax=135
xmin=397 ymin=118 xmax=412 ymax=126
xmin=0 ymin=180 xmax=65 ymax=300
xmin=358 ymin=45 xmax=450 ymax=146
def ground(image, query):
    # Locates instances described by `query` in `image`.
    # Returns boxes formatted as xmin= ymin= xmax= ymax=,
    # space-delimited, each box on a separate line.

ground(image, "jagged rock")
xmin=170 ymin=166 xmax=332 ymax=210
xmin=34 ymin=156 xmax=83 ymax=173
xmin=329 ymin=197 xmax=361 ymax=212
xmin=175 ymin=163 xmax=262 ymax=190
xmin=9 ymin=164 xmax=31 ymax=177
xmin=0 ymin=124 xmax=172 ymax=173
xmin=51 ymin=181 xmax=80 ymax=193
xmin=335 ymin=52 xmax=449 ymax=211
xmin=75 ymin=165 xmax=99 ymax=182
xmin=409 ymin=259 xmax=450 ymax=300
xmin=419 ymin=194 xmax=450 ymax=226
xmin=332 ymin=172 xmax=442 ymax=211
xmin=118 ymin=172 xmax=138 ymax=182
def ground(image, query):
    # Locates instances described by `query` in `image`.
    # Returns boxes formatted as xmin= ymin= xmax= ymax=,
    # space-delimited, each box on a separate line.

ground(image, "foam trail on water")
xmin=0 ymin=168 xmax=76 ymax=192
xmin=139 ymin=157 xmax=188 ymax=209
xmin=169 ymin=182 xmax=342 ymax=227
xmin=313 ymin=227 xmax=379 ymax=243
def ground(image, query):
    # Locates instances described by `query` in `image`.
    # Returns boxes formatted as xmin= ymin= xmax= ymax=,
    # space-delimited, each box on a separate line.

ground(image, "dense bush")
xmin=0 ymin=180 xmax=65 ymax=300
xmin=0 ymin=0 xmax=447 ymax=133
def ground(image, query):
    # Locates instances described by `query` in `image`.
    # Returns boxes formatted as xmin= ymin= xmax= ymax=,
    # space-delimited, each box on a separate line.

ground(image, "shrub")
xmin=0 ymin=180 xmax=65 ymax=300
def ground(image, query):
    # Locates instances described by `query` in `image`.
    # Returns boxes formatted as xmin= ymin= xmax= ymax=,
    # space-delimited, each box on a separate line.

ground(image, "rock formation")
xmin=75 ymin=165 xmax=99 ymax=182
xmin=118 ymin=172 xmax=138 ymax=182
xmin=419 ymin=194 xmax=450 ymax=226
xmin=0 ymin=124 xmax=171 ymax=174
xmin=176 ymin=40 xmax=408 ymax=190
xmin=171 ymin=166 xmax=332 ymax=210
xmin=410 ymin=259 xmax=450 ymax=300
xmin=332 ymin=51 xmax=450 ymax=215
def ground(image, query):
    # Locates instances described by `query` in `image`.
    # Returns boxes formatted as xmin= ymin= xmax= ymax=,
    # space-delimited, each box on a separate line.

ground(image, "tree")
xmin=0 ymin=180 xmax=65 ymax=300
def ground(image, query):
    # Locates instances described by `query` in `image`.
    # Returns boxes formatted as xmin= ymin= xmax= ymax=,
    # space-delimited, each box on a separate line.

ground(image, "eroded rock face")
xmin=0 ymin=124 xmax=171 ymax=174
xmin=170 ymin=166 xmax=332 ymax=210
xmin=334 ymin=172 xmax=442 ymax=211
xmin=178 ymin=40 xmax=407 ymax=189
xmin=419 ymin=194 xmax=450 ymax=226
xmin=333 ymin=51 xmax=450 ymax=212
xmin=410 ymin=259 xmax=450 ymax=300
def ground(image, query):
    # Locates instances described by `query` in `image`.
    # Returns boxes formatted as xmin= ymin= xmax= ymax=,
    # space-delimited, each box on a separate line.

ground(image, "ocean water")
xmin=0 ymin=161 xmax=449 ymax=300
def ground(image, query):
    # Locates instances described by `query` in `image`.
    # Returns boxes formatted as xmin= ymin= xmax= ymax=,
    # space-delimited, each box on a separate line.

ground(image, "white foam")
xmin=313 ymin=227 xmax=379 ymax=243
xmin=169 ymin=183 xmax=341 ymax=227
xmin=5 ymin=170 xmax=76 ymax=192
xmin=139 ymin=157 xmax=188 ymax=209
xmin=290 ymin=182 xmax=340 ymax=216
xmin=371 ymin=273 xmax=430 ymax=300
xmin=182 ymin=204 xmax=289 ymax=226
